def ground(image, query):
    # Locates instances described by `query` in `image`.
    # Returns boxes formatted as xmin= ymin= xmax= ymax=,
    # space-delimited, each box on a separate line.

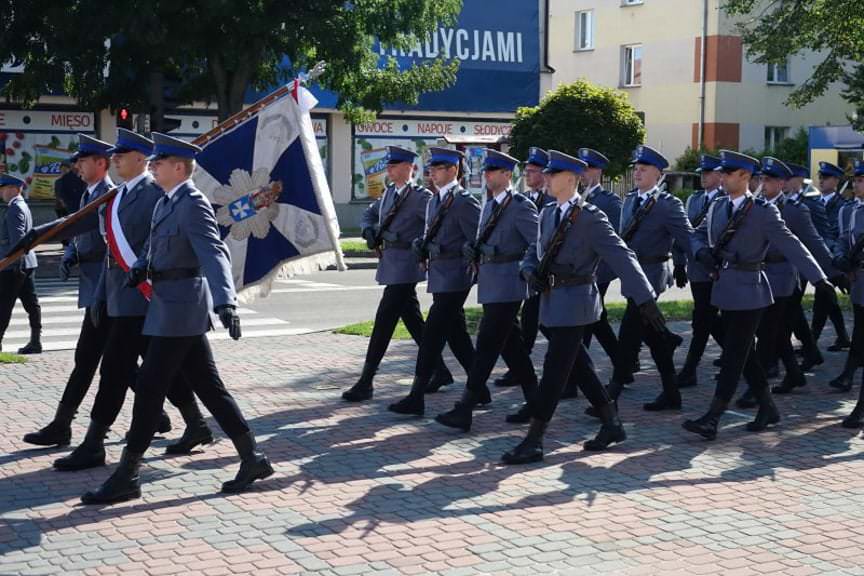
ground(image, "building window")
xmin=764 ymin=126 xmax=789 ymax=151
xmin=767 ymin=60 xmax=790 ymax=84
xmin=575 ymin=10 xmax=593 ymax=51
xmin=622 ymin=44 xmax=643 ymax=86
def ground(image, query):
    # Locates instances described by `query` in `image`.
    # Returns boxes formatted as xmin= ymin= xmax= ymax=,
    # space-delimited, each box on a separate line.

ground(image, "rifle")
xmin=371 ymin=185 xmax=409 ymax=257
xmin=690 ymin=189 xmax=723 ymax=228
xmin=417 ymin=191 xmax=456 ymax=270
xmin=708 ymin=196 xmax=754 ymax=280
xmin=536 ymin=202 xmax=582 ymax=290
xmin=620 ymin=175 xmax=666 ymax=243
xmin=466 ymin=192 xmax=513 ymax=278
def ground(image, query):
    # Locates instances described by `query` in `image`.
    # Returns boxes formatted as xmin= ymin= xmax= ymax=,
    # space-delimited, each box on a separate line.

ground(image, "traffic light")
xmin=116 ymin=107 xmax=133 ymax=129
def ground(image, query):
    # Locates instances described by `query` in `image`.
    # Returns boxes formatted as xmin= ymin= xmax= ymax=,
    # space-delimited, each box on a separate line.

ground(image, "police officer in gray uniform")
xmin=675 ymin=155 xmax=726 ymax=388
xmin=342 ymin=146 xmax=453 ymax=402
xmin=494 ymin=147 xmax=551 ymax=389
xmin=579 ymin=148 xmax=622 ymax=368
xmin=23 ymin=135 xmax=114 ymax=446
xmin=736 ymin=157 xmax=838 ymax=406
xmin=80 ymin=133 xmax=272 ymax=504
xmin=435 ymin=150 xmax=539 ymax=431
xmin=502 ymin=151 xmax=663 ymax=464
xmin=610 ymin=145 xmax=691 ymax=411
xmin=832 ymin=159 xmax=864 ymax=424
xmin=684 ymin=151 xmax=833 ymax=441
xmin=389 ymin=147 xmax=480 ymax=416
xmin=810 ymin=161 xmax=851 ymax=352
xmin=0 ymin=174 xmax=40 ymax=352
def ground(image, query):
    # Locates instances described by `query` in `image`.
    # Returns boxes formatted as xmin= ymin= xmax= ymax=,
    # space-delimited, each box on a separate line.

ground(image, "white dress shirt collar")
xmin=166 ymin=179 xmax=193 ymax=200
xmin=122 ymin=171 xmax=148 ymax=194
xmin=438 ymin=179 xmax=458 ymax=202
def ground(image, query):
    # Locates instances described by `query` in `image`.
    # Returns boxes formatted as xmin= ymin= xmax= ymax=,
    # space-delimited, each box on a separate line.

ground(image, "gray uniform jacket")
xmin=138 ymin=181 xmax=236 ymax=337
xmin=0 ymin=195 xmax=37 ymax=270
xmin=619 ymin=188 xmax=693 ymax=295
xmin=800 ymin=193 xmax=833 ymax=251
xmin=361 ymin=183 xmax=430 ymax=286
xmin=691 ymin=194 xmax=827 ymax=311
xmin=65 ymin=178 xmax=112 ymax=308
xmin=476 ymin=191 xmax=537 ymax=304
xmin=838 ymin=200 xmax=860 ymax=237
xmin=680 ymin=188 xmax=726 ymax=283
xmin=585 ymin=184 xmax=622 ymax=285
xmin=425 ymin=187 xmax=481 ymax=294
xmin=521 ymin=197 xmax=655 ymax=328
xmin=764 ymin=196 xmax=838 ymax=298
xmin=839 ymin=204 xmax=864 ymax=306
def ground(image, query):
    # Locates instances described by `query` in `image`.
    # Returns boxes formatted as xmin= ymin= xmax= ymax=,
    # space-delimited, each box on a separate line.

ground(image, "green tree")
xmin=673 ymin=146 xmax=719 ymax=172
xmin=0 ymin=0 xmax=461 ymax=125
xmin=723 ymin=0 xmax=864 ymax=121
xmin=508 ymin=80 xmax=645 ymax=179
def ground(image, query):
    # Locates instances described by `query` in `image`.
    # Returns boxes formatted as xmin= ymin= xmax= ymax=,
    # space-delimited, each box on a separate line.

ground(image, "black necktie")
xmin=726 ymin=201 xmax=733 ymax=220
xmin=631 ymin=196 xmax=643 ymax=219
xmin=554 ymin=206 xmax=562 ymax=227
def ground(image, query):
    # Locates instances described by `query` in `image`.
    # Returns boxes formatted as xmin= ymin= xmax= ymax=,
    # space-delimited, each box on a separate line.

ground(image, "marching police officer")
xmin=736 ymin=157 xmax=837 ymax=407
xmin=811 ymin=161 xmax=851 ymax=352
xmin=579 ymin=148 xmax=622 ymax=368
xmin=435 ymin=150 xmax=539 ymax=431
xmin=501 ymin=151 xmax=662 ymax=464
xmin=833 ymin=159 xmax=864 ymax=425
xmin=494 ymin=146 xmax=551 ymax=389
xmin=341 ymin=146 xmax=453 ymax=402
xmin=389 ymin=147 xmax=480 ymax=416
xmin=675 ymin=154 xmax=726 ymax=388
xmin=81 ymin=133 xmax=272 ymax=504
xmin=684 ymin=151 xmax=832 ymax=441
xmin=0 ymin=173 xmax=40 ymax=353
xmin=23 ymin=135 xmax=114 ymax=446
xmin=609 ymin=145 xmax=691 ymax=411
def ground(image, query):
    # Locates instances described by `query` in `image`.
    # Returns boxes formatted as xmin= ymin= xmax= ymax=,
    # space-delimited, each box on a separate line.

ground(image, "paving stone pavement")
xmin=2 ymin=320 xmax=864 ymax=575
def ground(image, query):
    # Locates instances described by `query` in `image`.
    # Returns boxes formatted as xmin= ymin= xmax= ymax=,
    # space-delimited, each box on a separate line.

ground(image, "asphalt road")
xmin=244 ymin=268 xmax=694 ymax=334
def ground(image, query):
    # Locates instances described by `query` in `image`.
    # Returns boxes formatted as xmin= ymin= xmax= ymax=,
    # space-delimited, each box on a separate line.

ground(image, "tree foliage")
xmin=723 ymin=0 xmax=864 ymax=122
xmin=674 ymin=128 xmax=809 ymax=172
xmin=508 ymin=80 xmax=645 ymax=179
xmin=0 ymin=0 xmax=462 ymax=124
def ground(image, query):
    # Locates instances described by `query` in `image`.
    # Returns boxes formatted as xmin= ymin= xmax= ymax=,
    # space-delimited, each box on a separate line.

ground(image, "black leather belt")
xmin=724 ymin=261 xmax=765 ymax=271
xmin=383 ymin=241 xmax=412 ymax=250
xmin=78 ymin=253 xmax=105 ymax=264
xmin=429 ymin=252 xmax=463 ymax=261
xmin=764 ymin=254 xmax=786 ymax=264
xmin=480 ymin=253 xmax=523 ymax=264
xmin=147 ymin=267 xmax=202 ymax=282
xmin=638 ymin=253 xmax=671 ymax=265
xmin=548 ymin=273 xmax=596 ymax=288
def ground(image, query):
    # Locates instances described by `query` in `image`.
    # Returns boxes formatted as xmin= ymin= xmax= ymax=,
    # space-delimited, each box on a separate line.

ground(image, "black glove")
xmin=462 ymin=241 xmax=479 ymax=262
xmin=126 ymin=264 xmax=147 ymax=288
xmin=639 ymin=299 xmax=667 ymax=332
xmin=361 ymin=226 xmax=379 ymax=250
xmin=411 ymin=237 xmax=429 ymax=260
xmin=832 ymin=255 xmax=854 ymax=274
xmin=58 ymin=258 xmax=74 ymax=282
xmin=831 ymin=274 xmax=852 ymax=294
xmin=521 ymin=268 xmax=548 ymax=293
xmin=695 ymin=248 xmax=718 ymax=273
xmin=216 ymin=304 xmax=241 ymax=340
xmin=88 ymin=301 xmax=105 ymax=328
xmin=814 ymin=279 xmax=836 ymax=298
xmin=673 ymin=265 xmax=688 ymax=289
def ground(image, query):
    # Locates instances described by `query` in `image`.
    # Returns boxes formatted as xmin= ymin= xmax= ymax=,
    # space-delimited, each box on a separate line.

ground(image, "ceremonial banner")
xmin=194 ymin=83 xmax=345 ymax=301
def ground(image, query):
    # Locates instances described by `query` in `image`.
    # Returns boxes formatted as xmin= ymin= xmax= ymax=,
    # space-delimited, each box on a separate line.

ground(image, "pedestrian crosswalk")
xmin=1 ymin=277 xmax=317 ymax=353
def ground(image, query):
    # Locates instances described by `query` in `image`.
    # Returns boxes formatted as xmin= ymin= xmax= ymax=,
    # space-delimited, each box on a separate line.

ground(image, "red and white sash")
xmin=105 ymin=189 xmax=152 ymax=300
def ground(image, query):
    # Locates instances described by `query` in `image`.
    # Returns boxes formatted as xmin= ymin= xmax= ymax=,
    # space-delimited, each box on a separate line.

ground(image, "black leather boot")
xmin=735 ymin=388 xmax=758 ymax=409
xmin=493 ymin=370 xmax=518 ymax=387
xmin=501 ymin=418 xmax=547 ymax=465
xmin=426 ymin=364 xmax=454 ymax=394
xmin=54 ymin=420 xmax=109 ymax=471
xmin=828 ymin=336 xmax=852 ymax=352
xmin=746 ymin=388 xmax=781 ymax=432
xmin=584 ymin=403 xmax=627 ymax=451
xmin=829 ymin=353 xmax=858 ymax=393
xmin=17 ymin=326 xmax=42 ymax=354
xmin=342 ymin=362 xmax=376 ymax=402
xmin=682 ymin=397 xmax=728 ymax=440
xmin=80 ymin=448 xmax=143 ymax=505
xmin=800 ymin=349 xmax=824 ymax=372
xmin=165 ymin=402 xmax=214 ymax=455
xmin=157 ymin=411 xmax=172 ymax=434
xmin=388 ymin=377 xmax=426 ymax=416
xmin=586 ymin=380 xmax=622 ymax=418
xmin=772 ymin=373 xmax=807 ymax=394
xmin=841 ymin=381 xmax=864 ymax=428
xmin=435 ymin=389 xmax=482 ymax=432
xmin=221 ymin=432 xmax=274 ymax=493
xmin=505 ymin=403 xmax=533 ymax=424
xmin=643 ymin=372 xmax=682 ymax=411
xmin=23 ymin=402 xmax=75 ymax=447
xmin=676 ymin=355 xmax=699 ymax=389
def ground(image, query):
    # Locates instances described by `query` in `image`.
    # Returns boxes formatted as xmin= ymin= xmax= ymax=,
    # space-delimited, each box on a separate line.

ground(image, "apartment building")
xmin=542 ymin=0 xmax=852 ymax=165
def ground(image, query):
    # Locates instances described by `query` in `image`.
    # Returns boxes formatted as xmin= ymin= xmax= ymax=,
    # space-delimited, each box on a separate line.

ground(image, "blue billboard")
xmin=248 ymin=0 xmax=540 ymax=113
